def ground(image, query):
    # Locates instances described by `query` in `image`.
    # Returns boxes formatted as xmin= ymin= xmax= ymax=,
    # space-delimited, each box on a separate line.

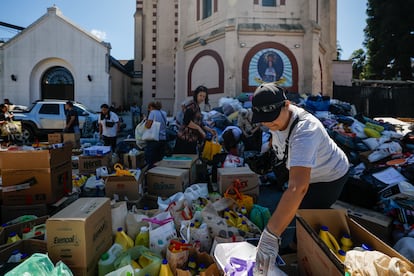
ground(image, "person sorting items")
xmin=250 ymin=83 xmax=350 ymax=274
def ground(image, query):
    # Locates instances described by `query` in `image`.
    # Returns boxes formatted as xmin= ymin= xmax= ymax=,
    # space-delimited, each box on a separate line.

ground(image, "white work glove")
xmin=255 ymin=226 xmax=281 ymax=275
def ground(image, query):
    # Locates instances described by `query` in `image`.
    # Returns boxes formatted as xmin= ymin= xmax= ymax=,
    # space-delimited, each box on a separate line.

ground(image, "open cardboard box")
xmin=296 ymin=209 xmax=414 ymax=275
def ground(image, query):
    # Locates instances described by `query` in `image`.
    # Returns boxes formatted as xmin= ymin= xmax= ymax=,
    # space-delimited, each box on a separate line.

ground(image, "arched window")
xmin=41 ymin=66 xmax=74 ymax=100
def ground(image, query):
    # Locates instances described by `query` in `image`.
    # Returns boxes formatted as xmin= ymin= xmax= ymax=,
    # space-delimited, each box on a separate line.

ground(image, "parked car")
xmin=12 ymin=100 xmax=99 ymax=142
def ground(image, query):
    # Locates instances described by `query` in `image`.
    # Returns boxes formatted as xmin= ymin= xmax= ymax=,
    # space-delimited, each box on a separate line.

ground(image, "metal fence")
xmin=333 ymin=85 xmax=414 ymax=118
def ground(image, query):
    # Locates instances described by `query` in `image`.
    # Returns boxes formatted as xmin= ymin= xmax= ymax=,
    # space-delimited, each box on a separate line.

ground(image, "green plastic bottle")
xmin=135 ymin=226 xmax=149 ymax=248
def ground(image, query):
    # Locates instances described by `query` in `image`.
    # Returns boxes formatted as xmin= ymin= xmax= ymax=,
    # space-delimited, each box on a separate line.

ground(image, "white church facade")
xmin=0 ymin=6 xmax=134 ymax=112
xmin=135 ymin=0 xmax=338 ymax=115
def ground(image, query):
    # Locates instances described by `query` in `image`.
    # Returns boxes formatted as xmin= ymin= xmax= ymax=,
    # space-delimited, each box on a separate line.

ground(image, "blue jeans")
xmin=145 ymin=140 xmax=167 ymax=168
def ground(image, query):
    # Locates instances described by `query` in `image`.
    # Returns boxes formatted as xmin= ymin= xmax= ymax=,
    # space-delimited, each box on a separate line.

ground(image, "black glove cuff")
xmin=265 ymin=226 xmax=282 ymax=245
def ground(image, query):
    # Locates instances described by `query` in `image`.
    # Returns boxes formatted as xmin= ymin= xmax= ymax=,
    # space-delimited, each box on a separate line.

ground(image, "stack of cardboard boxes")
xmin=0 ymin=144 xmax=72 ymax=221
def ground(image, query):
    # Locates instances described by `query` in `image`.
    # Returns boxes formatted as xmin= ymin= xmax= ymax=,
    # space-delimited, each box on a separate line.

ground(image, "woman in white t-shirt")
xmin=250 ymin=83 xmax=350 ymax=274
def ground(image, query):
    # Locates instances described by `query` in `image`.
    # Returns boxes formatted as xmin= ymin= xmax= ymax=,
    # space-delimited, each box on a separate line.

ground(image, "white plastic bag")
xmin=111 ymin=201 xmax=128 ymax=236
xmin=125 ymin=205 xmax=151 ymax=238
xmin=157 ymin=192 xmax=185 ymax=210
xmin=143 ymin=211 xmax=177 ymax=255
xmin=135 ymin=120 xmax=147 ymax=149
xmin=184 ymin=183 xmax=209 ymax=202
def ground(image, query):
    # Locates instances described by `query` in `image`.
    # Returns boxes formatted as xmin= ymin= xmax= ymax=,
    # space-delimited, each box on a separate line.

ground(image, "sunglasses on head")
xmin=252 ymin=100 xmax=285 ymax=113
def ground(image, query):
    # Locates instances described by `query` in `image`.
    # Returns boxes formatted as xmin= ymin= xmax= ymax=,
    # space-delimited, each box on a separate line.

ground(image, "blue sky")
xmin=0 ymin=0 xmax=367 ymax=60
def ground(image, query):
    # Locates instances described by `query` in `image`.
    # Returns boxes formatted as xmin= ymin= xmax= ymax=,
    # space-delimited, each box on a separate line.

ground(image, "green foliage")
xmin=350 ymin=49 xmax=366 ymax=79
xmin=364 ymin=0 xmax=414 ymax=80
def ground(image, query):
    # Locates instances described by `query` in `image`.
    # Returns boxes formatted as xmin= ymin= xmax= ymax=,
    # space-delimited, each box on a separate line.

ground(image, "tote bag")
xmin=142 ymin=118 xmax=160 ymax=141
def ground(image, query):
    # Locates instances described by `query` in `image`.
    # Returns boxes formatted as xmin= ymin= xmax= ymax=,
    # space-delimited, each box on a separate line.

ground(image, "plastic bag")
xmin=179 ymin=211 xmax=212 ymax=252
xmin=111 ymin=201 xmax=128 ymax=236
xmin=143 ymin=212 xmax=178 ymax=255
xmin=135 ymin=120 xmax=147 ymax=149
xmin=142 ymin=120 xmax=161 ymax=141
xmin=224 ymin=180 xmax=254 ymax=212
xmin=184 ymin=183 xmax=209 ymax=202
xmin=5 ymin=253 xmax=73 ymax=276
xmin=202 ymin=138 xmax=222 ymax=161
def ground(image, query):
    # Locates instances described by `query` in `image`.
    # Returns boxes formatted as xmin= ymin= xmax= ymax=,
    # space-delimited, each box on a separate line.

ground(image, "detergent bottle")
xmin=6 ymin=232 xmax=21 ymax=244
xmin=135 ymin=226 xmax=149 ymax=247
xmin=319 ymin=225 xmax=340 ymax=252
xmin=340 ymin=233 xmax=353 ymax=252
xmin=115 ymin=227 xmax=134 ymax=251
xmin=337 ymin=249 xmax=346 ymax=262
xmin=98 ymin=243 xmax=124 ymax=276
xmin=159 ymin=259 xmax=174 ymax=276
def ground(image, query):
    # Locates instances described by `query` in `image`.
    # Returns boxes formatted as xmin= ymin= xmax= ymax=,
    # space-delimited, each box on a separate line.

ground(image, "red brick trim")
xmin=242 ymin=41 xmax=299 ymax=93
xmin=187 ymin=50 xmax=224 ymax=96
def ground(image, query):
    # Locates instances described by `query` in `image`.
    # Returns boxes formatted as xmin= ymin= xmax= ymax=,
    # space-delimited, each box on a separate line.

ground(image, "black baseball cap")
xmin=251 ymin=83 xmax=287 ymax=123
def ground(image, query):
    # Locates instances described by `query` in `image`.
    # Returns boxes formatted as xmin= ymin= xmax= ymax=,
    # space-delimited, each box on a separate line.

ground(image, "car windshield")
xmin=75 ymin=103 xmax=97 ymax=114
xmin=25 ymin=102 xmax=37 ymax=112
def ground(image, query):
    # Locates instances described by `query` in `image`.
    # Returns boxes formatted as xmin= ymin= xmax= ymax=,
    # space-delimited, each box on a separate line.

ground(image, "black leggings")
xmin=300 ymin=172 xmax=349 ymax=209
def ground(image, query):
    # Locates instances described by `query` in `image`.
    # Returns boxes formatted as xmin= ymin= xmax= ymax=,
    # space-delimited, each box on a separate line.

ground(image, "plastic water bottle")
xmin=7 ymin=250 xmax=23 ymax=263
xmin=159 ymin=259 xmax=174 ymax=276
xmin=135 ymin=226 xmax=149 ymax=247
xmin=319 ymin=225 xmax=340 ymax=252
xmin=115 ymin=227 xmax=134 ymax=251
xmin=98 ymin=243 xmax=124 ymax=276
xmin=7 ymin=232 xmax=21 ymax=244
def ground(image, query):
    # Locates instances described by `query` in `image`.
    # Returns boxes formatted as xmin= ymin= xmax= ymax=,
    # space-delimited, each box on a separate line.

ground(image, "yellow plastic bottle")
xmin=319 ymin=226 xmax=340 ymax=252
xmin=135 ymin=226 xmax=149 ymax=248
xmin=337 ymin=249 xmax=346 ymax=262
xmin=7 ymin=232 xmax=21 ymax=244
xmin=340 ymin=233 xmax=353 ymax=252
xmin=159 ymin=259 xmax=174 ymax=276
xmin=115 ymin=227 xmax=134 ymax=251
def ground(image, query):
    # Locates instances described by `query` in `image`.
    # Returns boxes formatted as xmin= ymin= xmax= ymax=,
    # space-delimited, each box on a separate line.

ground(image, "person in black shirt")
xmin=64 ymin=101 xmax=80 ymax=134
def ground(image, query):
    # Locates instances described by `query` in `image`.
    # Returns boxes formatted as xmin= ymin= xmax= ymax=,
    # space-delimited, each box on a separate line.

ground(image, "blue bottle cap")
xmin=362 ymin=243 xmax=372 ymax=251
xmin=117 ymin=227 xmax=123 ymax=232
xmin=342 ymin=233 xmax=351 ymax=239
xmin=162 ymin=259 xmax=168 ymax=265
xmin=338 ymin=249 xmax=346 ymax=256
xmin=321 ymin=225 xmax=329 ymax=231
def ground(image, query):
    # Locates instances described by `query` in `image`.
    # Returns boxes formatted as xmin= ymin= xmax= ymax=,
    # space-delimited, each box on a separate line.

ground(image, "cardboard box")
xmin=296 ymin=209 xmax=414 ymax=276
xmin=83 ymin=145 xmax=111 ymax=156
xmin=217 ymin=166 xmax=259 ymax=200
xmin=0 ymin=239 xmax=47 ymax=274
xmin=1 ymin=203 xmax=48 ymax=224
xmin=155 ymin=154 xmax=198 ymax=184
xmin=105 ymin=170 xmax=144 ymax=201
xmin=48 ymin=133 xmax=63 ymax=144
xmin=123 ymin=151 xmax=145 ymax=169
xmin=0 ymin=144 xmax=72 ymax=170
xmin=378 ymin=181 xmax=414 ymax=200
xmin=1 ymin=162 xmax=72 ymax=205
xmin=146 ymin=166 xmax=189 ymax=197
xmin=63 ymin=133 xmax=81 ymax=148
xmin=78 ymin=154 xmax=111 ymax=175
xmin=46 ymin=197 xmax=112 ymax=276
xmin=331 ymin=200 xmax=393 ymax=244
xmin=0 ymin=216 xmax=48 ymax=248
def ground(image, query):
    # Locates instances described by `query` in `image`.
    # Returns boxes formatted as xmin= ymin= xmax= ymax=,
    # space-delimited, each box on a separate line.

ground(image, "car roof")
xmin=34 ymin=99 xmax=83 ymax=104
